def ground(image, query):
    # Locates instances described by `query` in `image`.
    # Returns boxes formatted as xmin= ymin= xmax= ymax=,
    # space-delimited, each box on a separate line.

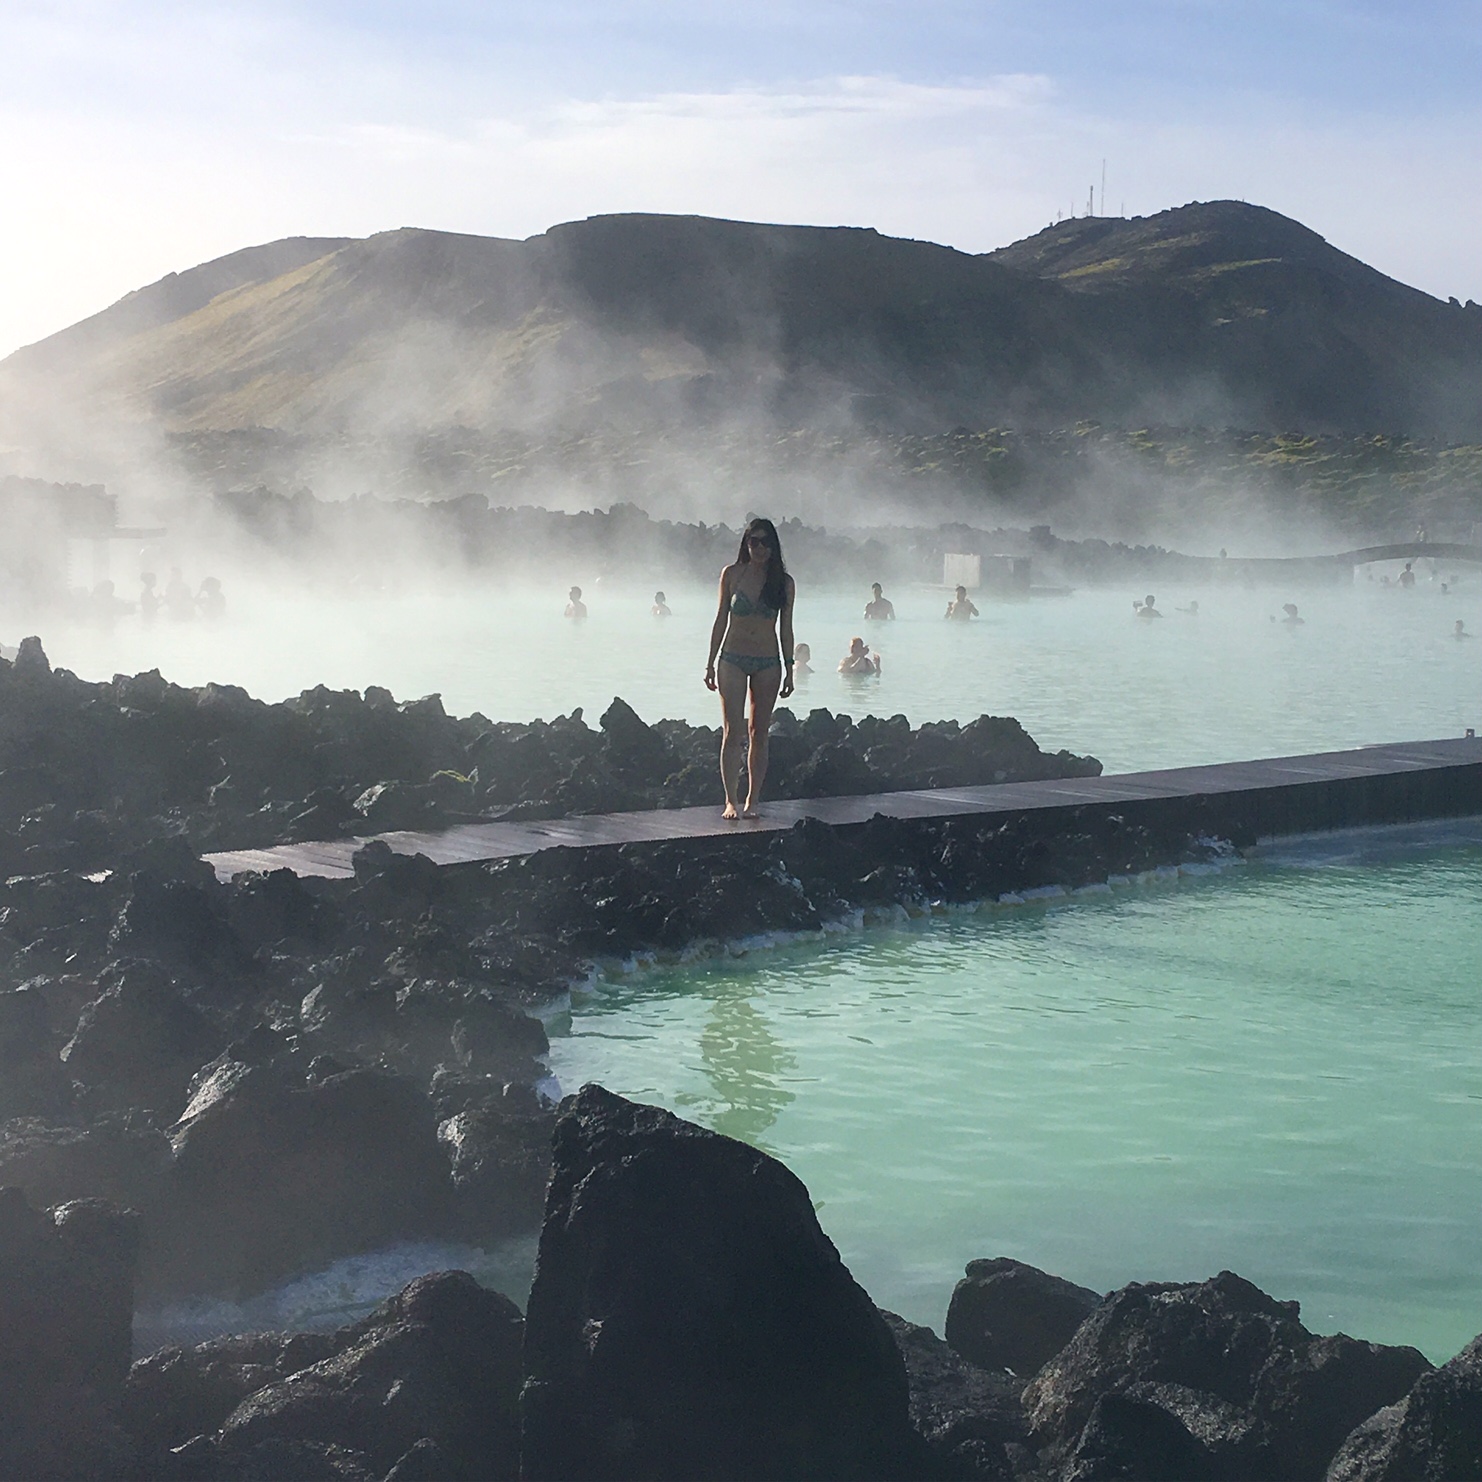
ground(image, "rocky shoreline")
xmin=6 ymin=1087 xmax=1477 ymax=1481
xmin=0 ymin=637 xmax=1100 ymax=869
xmin=0 ymin=641 xmax=1157 ymax=1305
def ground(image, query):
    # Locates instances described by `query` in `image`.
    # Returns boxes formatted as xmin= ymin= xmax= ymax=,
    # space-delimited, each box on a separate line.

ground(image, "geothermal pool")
xmin=39 ymin=569 xmax=1475 ymax=1359
xmin=26 ymin=570 xmax=1481 ymax=775
xmin=546 ymin=820 xmax=1482 ymax=1363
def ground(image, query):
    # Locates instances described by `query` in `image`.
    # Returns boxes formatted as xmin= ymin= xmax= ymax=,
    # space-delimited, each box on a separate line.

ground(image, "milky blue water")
xmin=547 ymin=822 xmax=1482 ymax=1362
xmin=31 ymin=566 xmax=1481 ymax=775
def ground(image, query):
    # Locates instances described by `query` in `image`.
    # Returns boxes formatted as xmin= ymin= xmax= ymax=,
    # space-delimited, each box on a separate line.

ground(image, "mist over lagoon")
xmin=22 ymin=563 xmax=1481 ymax=775
xmin=3 ymin=30 xmax=1482 ymax=1462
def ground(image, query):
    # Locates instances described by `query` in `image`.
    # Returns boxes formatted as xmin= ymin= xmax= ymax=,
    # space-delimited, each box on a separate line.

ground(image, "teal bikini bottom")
xmin=719 ymin=650 xmax=782 ymax=674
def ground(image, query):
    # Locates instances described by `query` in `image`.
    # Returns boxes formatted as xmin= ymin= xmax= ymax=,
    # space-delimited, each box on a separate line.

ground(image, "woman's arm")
xmin=779 ymin=575 xmax=797 ymax=698
xmin=704 ymin=567 xmax=732 ymax=691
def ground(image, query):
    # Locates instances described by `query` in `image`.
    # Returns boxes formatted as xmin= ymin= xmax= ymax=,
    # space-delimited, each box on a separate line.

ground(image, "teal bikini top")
xmin=730 ymin=585 xmax=779 ymax=619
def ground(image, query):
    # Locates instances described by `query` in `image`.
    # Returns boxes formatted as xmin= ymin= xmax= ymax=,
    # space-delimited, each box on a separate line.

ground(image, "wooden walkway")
xmin=204 ymin=736 xmax=1482 ymax=882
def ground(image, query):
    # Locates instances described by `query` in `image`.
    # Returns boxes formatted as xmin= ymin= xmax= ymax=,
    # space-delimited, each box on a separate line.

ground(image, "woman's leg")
xmin=742 ymin=666 xmax=784 ymax=816
xmin=716 ymin=659 xmax=749 ymax=818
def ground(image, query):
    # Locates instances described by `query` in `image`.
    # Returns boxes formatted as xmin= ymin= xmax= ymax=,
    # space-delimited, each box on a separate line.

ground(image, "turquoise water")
xmin=546 ymin=823 xmax=1482 ymax=1362
xmin=31 ymin=570 xmax=1481 ymax=774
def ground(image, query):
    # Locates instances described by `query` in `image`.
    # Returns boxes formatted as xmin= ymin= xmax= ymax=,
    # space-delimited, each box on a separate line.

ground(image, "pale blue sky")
xmin=2 ymin=1 xmax=1479 ymax=356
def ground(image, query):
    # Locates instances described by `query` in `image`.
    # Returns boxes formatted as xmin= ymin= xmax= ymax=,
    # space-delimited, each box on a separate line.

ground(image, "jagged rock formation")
xmin=1021 ymin=1271 xmax=1431 ymax=1480
xmin=0 ymin=643 xmax=1100 ymax=873
xmin=520 ymin=1084 xmax=926 ymax=1481
xmin=81 ymin=1095 xmax=1479 ymax=1482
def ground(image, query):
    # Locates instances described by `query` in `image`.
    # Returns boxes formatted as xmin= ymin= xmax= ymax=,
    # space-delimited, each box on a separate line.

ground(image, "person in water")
xmin=565 ymin=586 xmax=587 ymax=621
xmin=197 ymin=576 xmax=225 ymax=621
xmin=652 ymin=591 xmax=671 ymax=618
xmin=138 ymin=572 xmax=161 ymax=623
xmin=838 ymin=636 xmax=881 ymax=675
xmin=1134 ymin=594 xmax=1162 ymax=619
xmin=1399 ymin=562 xmax=1416 ymax=589
xmin=705 ymin=517 xmax=796 ymax=820
xmin=1455 ymin=619 xmax=1473 ymax=640
xmin=1177 ymin=599 xmax=1199 ymax=616
xmin=945 ymin=585 xmax=979 ymax=620
xmin=792 ymin=642 xmax=813 ymax=676
xmin=864 ymin=583 xmax=895 ymax=621
xmin=165 ymin=567 xmax=194 ymax=621
xmin=1281 ymin=603 xmax=1305 ymax=626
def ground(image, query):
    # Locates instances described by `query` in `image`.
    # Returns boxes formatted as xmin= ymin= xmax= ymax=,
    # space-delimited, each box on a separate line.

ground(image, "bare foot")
xmin=741 ymin=803 xmax=760 ymax=819
xmin=722 ymin=802 xmax=739 ymax=820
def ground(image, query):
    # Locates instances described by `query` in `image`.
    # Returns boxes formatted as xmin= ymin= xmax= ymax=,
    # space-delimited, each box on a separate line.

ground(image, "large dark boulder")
xmin=214 ymin=1271 xmax=522 ymax=1481
xmin=880 ymin=1309 xmax=1028 ymax=1480
xmin=1325 ymin=1332 xmax=1482 ymax=1481
xmin=110 ymin=876 xmax=245 ymax=970
xmin=61 ymin=964 xmax=225 ymax=1118
xmin=125 ymin=1273 xmax=522 ymax=1480
xmin=0 ymin=1187 xmax=139 ymax=1479
xmin=434 ymin=1080 xmax=554 ymax=1239
xmin=0 ymin=1113 xmax=172 ymax=1213
xmin=521 ymin=1083 xmax=924 ymax=1481
xmin=945 ymin=1256 xmax=1102 ymax=1379
xmin=300 ymin=974 xmax=548 ymax=1086
xmin=151 ymin=1055 xmax=452 ymax=1295
xmin=123 ymin=1329 xmax=339 ymax=1457
xmin=1022 ymin=1271 xmax=1432 ymax=1481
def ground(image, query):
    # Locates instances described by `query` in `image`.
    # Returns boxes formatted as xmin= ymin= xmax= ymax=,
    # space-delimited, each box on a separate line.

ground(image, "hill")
xmin=3 ymin=203 xmax=1481 ymax=488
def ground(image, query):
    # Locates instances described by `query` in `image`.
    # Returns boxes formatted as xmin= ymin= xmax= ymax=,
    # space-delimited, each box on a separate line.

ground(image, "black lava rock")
xmin=151 ymin=1056 xmax=453 ymax=1296
xmin=881 ymin=1309 xmax=1028 ymax=1479
xmin=1022 ymin=1270 xmax=1432 ymax=1481
xmin=945 ymin=1257 xmax=1103 ymax=1380
xmin=1325 ymin=1332 xmax=1482 ymax=1482
xmin=520 ymin=1083 xmax=926 ymax=1481
xmin=0 ymin=1187 xmax=139 ymax=1479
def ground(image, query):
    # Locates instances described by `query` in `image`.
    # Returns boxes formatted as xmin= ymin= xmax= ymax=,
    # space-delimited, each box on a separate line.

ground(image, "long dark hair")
xmin=735 ymin=517 xmax=790 ymax=614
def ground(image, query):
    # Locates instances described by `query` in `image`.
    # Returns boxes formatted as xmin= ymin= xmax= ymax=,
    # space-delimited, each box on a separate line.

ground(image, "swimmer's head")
xmin=569 ymin=586 xmax=582 ymax=600
xmin=955 ymin=585 xmax=967 ymax=599
xmin=871 ymin=583 xmax=883 ymax=596
xmin=1145 ymin=595 xmax=1156 ymax=607
xmin=1283 ymin=603 xmax=1299 ymax=616
xmin=1457 ymin=620 xmax=1467 ymax=634
xmin=794 ymin=642 xmax=811 ymax=661
xmin=654 ymin=591 xmax=665 ymax=603
xmin=850 ymin=636 xmax=867 ymax=654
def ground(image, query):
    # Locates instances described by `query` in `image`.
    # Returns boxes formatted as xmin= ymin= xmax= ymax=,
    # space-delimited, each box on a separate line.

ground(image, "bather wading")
xmin=704 ymin=517 xmax=796 ymax=820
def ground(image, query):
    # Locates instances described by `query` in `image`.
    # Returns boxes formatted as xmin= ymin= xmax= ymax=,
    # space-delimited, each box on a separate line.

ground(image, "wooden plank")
xmin=203 ymin=736 xmax=1482 ymax=881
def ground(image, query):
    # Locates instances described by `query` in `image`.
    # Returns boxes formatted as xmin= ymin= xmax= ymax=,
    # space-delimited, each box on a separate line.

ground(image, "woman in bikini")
xmin=705 ymin=517 xmax=796 ymax=819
